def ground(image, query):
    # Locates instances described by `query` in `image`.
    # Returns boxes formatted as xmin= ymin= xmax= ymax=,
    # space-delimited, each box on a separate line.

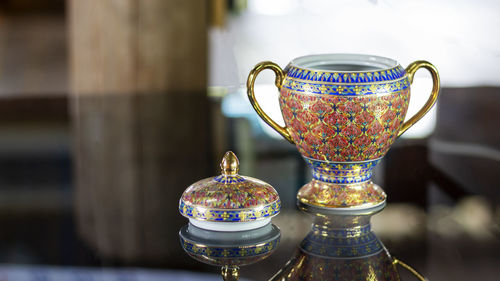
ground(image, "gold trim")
xmin=281 ymin=87 xmax=408 ymax=98
xmin=397 ymin=60 xmax=440 ymax=137
xmin=286 ymin=75 xmax=408 ymax=85
xmin=221 ymin=151 xmax=239 ymax=175
xmin=186 ymin=241 xmax=275 ymax=251
xmin=180 ymin=198 xmax=280 ymax=210
xmin=221 ymin=265 xmax=239 ymax=281
xmin=302 ymin=156 xmax=384 ymax=165
xmin=393 ymin=258 xmax=427 ymax=281
xmin=281 ymin=79 xmax=410 ymax=96
xmin=297 ymin=180 xmax=386 ymax=209
xmin=298 ymin=199 xmax=387 ymax=216
xmin=299 ymin=197 xmax=386 ymax=209
xmin=289 ymin=64 xmax=402 ymax=75
xmin=247 ymin=61 xmax=294 ymax=144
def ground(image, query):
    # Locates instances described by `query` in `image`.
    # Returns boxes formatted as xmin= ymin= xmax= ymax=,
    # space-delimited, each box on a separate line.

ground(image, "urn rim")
xmin=290 ymin=53 xmax=399 ymax=73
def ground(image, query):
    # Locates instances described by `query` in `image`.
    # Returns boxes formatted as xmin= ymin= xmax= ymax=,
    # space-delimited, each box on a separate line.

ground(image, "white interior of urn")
xmin=291 ymin=54 xmax=398 ymax=72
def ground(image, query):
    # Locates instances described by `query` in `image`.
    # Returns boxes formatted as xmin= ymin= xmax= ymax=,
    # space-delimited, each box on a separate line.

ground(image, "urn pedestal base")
xmin=297 ymin=179 xmax=386 ymax=211
xmin=298 ymin=157 xmax=387 ymax=211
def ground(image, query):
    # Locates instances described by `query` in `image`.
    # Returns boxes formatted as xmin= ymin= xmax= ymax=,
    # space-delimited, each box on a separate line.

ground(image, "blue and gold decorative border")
xmin=285 ymin=65 xmax=406 ymax=83
xmin=281 ymin=77 xmax=409 ymax=96
xmin=179 ymin=199 xmax=281 ymax=222
xmin=180 ymin=236 xmax=280 ymax=259
xmin=300 ymin=225 xmax=383 ymax=258
xmin=304 ymin=157 xmax=381 ymax=184
xmin=213 ymin=175 xmax=246 ymax=183
xmin=300 ymin=233 xmax=383 ymax=258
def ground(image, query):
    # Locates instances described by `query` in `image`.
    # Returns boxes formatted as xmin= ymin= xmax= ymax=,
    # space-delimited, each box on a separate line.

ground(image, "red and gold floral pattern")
xmin=181 ymin=176 xmax=279 ymax=209
xmin=280 ymin=89 xmax=410 ymax=162
xmin=180 ymin=151 xmax=281 ymax=223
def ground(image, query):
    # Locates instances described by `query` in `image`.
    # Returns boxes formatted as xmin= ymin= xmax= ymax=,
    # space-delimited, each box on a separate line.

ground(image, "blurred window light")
xmin=208 ymin=28 xmax=240 ymax=90
xmin=248 ymin=0 xmax=299 ymax=15
xmin=214 ymin=0 xmax=500 ymax=139
xmin=400 ymin=77 xmax=437 ymax=139
xmin=227 ymin=0 xmax=500 ymax=87
xmin=221 ymin=85 xmax=284 ymax=139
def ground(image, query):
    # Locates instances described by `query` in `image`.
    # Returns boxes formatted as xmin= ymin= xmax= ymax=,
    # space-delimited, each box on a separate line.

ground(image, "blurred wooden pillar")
xmin=69 ymin=0 xmax=209 ymax=263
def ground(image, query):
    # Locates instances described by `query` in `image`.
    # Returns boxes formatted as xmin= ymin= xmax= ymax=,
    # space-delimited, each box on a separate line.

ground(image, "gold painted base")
xmin=297 ymin=179 xmax=386 ymax=210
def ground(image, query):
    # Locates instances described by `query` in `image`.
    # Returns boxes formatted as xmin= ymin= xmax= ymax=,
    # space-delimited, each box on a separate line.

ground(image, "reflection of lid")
xmin=179 ymin=223 xmax=281 ymax=266
xmin=179 ymin=151 xmax=280 ymax=223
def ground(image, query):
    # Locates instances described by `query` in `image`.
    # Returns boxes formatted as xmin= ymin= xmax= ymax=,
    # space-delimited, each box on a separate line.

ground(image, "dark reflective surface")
xmin=179 ymin=203 xmax=428 ymax=281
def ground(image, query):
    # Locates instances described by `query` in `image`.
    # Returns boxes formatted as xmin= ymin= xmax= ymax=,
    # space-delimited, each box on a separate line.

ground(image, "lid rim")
xmin=179 ymin=199 xmax=281 ymax=223
xmin=180 ymin=198 xmax=281 ymax=211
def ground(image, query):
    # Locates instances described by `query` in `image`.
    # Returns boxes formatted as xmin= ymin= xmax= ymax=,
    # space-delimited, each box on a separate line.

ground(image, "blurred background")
xmin=0 ymin=0 xmax=498 ymax=280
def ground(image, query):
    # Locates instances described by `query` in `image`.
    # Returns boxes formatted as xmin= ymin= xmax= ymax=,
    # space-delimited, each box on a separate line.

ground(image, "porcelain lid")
xmin=179 ymin=151 xmax=280 ymax=223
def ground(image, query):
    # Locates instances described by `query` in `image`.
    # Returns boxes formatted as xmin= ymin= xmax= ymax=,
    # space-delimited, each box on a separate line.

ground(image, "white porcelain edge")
xmin=189 ymin=218 xmax=272 ymax=232
xmin=290 ymin=54 xmax=399 ymax=72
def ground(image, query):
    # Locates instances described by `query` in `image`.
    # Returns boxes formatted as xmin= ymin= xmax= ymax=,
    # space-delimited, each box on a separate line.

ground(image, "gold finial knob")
xmin=221 ymin=151 xmax=239 ymax=176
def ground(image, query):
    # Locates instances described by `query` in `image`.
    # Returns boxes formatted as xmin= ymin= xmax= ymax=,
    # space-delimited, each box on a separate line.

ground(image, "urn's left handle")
xmin=247 ymin=61 xmax=294 ymax=144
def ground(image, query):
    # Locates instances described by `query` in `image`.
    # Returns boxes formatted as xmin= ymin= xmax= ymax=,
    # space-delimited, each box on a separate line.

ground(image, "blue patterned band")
xmin=213 ymin=175 xmax=246 ymax=183
xmin=304 ymin=157 xmax=381 ymax=184
xmin=300 ymin=231 xmax=383 ymax=258
xmin=179 ymin=200 xmax=281 ymax=222
xmin=180 ymin=236 xmax=280 ymax=259
xmin=281 ymin=77 xmax=409 ymax=96
xmin=285 ymin=65 xmax=406 ymax=83
xmin=301 ymin=224 xmax=382 ymax=258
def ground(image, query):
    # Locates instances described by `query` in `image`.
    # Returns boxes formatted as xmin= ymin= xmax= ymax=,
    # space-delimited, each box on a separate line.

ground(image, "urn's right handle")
xmin=398 ymin=60 xmax=440 ymax=137
xmin=247 ymin=61 xmax=294 ymax=144
xmin=393 ymin=257 xmax=428 ymax=281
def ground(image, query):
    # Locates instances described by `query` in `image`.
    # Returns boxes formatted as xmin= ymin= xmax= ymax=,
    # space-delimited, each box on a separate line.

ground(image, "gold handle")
xmin=398 ymin=60 xmax=440 ymax=137
xmin=247 ymin=61 xmax=294 ymax=144
xmin=393 ymin=257 xmax=427 ymax=281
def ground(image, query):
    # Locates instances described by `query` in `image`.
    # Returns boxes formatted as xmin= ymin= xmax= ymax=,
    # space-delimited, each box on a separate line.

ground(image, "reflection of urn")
xmin=247 ymin=54 xmax=440 ymax=210
xmin=270 ymin=205 xmax=425 ymax=281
